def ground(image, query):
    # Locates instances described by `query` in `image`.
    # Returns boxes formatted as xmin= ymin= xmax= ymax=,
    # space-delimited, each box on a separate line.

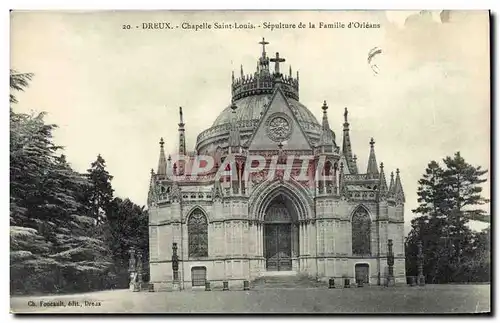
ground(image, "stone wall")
xmin=149 ymin=195 xmax=407 ymax=288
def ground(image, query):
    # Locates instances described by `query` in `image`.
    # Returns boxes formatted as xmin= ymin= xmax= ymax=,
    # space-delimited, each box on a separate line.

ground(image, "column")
xmin=305 ymin=222 xmax=309 ymax=255
xmin=258 ymin=223 xmax=262 ymax=257
xmin=302 ymin=222 xmax=308 ymax=255
xmin=223 ymin=221 xmax=228 ymax=257
xmin=250 ymin=222 xmax=255 ymax=256
xmin=299 ymin=222 xmax=304 ymax=256
xmin=239 ymin=163 xmax=244 ymax=195
xmin=255 ymin=222 xmax=259 ymax=257
xmin=311 ymin=221 xmax=317 ymax=256
xmin=417 ymin=240 xmax=425 ymax=286
xmin=307 ymin=222 xmax=313 ymax=256
xmin=239 ymin=221 xmax=244 ymax=256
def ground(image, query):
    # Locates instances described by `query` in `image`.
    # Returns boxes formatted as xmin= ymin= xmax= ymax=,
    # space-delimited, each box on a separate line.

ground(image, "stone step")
xmin=252 ymin=274 xmax=325 ymax=289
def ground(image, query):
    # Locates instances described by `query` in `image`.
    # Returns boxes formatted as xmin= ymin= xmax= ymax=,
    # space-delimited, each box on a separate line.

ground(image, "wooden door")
xmin=265 ymin=224 xmax=292 ymax=271
xmin=355 ymin=264 xmax=369 ymax=284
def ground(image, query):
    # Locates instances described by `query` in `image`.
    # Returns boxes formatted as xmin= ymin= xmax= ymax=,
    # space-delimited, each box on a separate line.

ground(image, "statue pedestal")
xmin=130 ymin=283 xmax=140 ymax=292
xmin=129 ymin=272 xmax=140 ymax=292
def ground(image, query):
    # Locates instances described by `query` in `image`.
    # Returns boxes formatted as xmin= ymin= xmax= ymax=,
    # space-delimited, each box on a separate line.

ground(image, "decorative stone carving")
xmin=171 ymin=182 xmax=181 ymax=203
xmin=265 ymin=203 xmax=291 ymax=223
xmin=266 ymin=113 xmax=293 ymax=142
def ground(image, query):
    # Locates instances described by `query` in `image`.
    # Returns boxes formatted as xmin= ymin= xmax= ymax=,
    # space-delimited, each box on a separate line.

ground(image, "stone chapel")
xmin=147 ymin=38 xmax=406 ymax=291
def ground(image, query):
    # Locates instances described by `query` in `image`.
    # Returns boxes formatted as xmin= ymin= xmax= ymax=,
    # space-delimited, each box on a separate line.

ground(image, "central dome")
xmin=195 ymin=93 xmax=323 ymax=154
xmin=212 ymin=94 xmax=320 ymax=127
xmin=194 ymin=38 xmax=326 ymax=154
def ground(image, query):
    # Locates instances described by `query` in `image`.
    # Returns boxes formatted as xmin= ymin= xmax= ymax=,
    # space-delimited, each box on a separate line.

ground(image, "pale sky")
xmin=10 ymin=10 xmax=490 ymax=233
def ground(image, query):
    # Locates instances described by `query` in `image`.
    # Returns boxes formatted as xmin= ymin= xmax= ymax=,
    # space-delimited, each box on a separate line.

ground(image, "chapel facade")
xmin=147 ymin=39 xmax=406 ymax=291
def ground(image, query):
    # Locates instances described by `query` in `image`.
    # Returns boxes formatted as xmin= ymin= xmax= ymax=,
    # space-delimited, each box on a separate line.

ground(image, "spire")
xmin=378 ymin=162 xmax=388 ymax=197
xmin=228 ymin=100 xmax=240 ymax=151
xmin=394 ymin=168 xmax=405 ymax=202
xmin=366 ymin=137 xmax=379 ymax=175
xmin=147 ymin=168 xmax=156 ymax=206
xmin=167 ymin=154 xmax=172 ymax=177
xmin=178 ymin=107 xmax=186 ymax=156
xmin=157 ymin=137 xmax=167 ymax=176
xmin=388 ymin=171 xmax=395 ymax=197
xmin=319 ymin=100 xmax=335 ymax=150
xmin=289 ymin=65 xmax=292 ymax=78
xmin=352 ymin=154 xmax=359 ymax=174
xmin=342 ymin=107 xmax=355 ymax=173
xmin=339 ymin=162 xmax=347 ymax=197
xmin=240 ymin=64 xmax=244 ymax=78
xmin=232 ymin=70 xmax=235 ymax=82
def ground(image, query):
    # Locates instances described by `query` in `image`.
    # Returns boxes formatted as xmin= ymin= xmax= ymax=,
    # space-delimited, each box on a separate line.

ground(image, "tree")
xmin=10 ymin=70 xmax=62 ymax=293
xmin=412 ymin=161 xmax=447 ymax=219
xmin=10 ymin=70 xmax=114 ymax=294
xmin=104 ymin=197 xmax=149 ymax=287
xmin=442 ymin=152 xmax=490 ymax=221
xmin=85 ymin=154 xmax=114 ymax=224
xmin=46 ymin=155 xmax=113 ymax=292
xmin=406 ymin=152 xmax=490 ymax=283
xmin=10 ymin=69 xmax=33 ymax=104
xmin=10 ymin=70 xmax=148 ymax=294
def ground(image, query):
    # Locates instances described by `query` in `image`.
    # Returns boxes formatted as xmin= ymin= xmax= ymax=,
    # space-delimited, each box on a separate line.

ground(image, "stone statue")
xmin=128 ymin=248 xmax=136 ymax=273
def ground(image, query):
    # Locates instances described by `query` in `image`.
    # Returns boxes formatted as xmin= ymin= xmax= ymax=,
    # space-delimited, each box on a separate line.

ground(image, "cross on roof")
xmin=270 ymin=52 xmax=285 ymax=75
xmin=259 ymin=37 xmax=269 ymax=56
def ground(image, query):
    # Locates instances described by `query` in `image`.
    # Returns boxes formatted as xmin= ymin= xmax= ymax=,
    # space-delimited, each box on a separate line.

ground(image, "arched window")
xmin=352 ymin=207 xmax=371 ymax=255
xmin=188 ymin=209 xmax=208 ymax=257
xmin=324 ymin=161 xmax=332 ymax=176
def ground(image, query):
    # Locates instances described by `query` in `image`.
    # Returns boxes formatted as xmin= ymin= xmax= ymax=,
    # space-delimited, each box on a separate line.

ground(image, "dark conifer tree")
xmin=85 ymin=154 xmax=114 ymax=224
xmin=406 ymin=152 xmax=489 ymax=283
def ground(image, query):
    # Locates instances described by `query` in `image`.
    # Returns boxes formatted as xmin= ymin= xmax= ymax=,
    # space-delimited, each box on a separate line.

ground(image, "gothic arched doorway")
xmin=263 ymin=195 xmax=299 ymax=271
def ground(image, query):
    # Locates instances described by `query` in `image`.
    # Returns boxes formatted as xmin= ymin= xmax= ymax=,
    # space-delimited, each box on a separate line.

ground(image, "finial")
xmin=370 ymin=137 xmax=375 ymax=148
xmin=232 ymin=70 xmax=235 ymax=81
xmin=240 ymin=64 xmax=244 ymax=77
xmin=297 ymin=70 xmax=299 ymax=80
xmin=278 ymin=142 xmax=283 ymax=150
xmin=259 ymin=37 xmax=269 ymax=57
xmin=344 ymin=107 xmax=349 ymax=123
xmin=380 ymin=162 xmax=384 ymax=169
xmin=150 ymin=168 xmax=154 ymax=175
xmin=396 ymin=168 xmax=400 ymax=175
xmin=322 ymin=100 xmax=328 ymax=112
xmin=391 ymin=171 xmax=394 ymax=179
xmin=168 ymin=154 xmax=171 ymax=161
xmin=353 ymin=154 xmax=357 ymax=161
xmin=159 ymin=137 xmax=165 ymax=148
xmin=340 ymin=162 xmax=344 ymax=171
xmin=289 ymin=65 xmax=292 ymax=77
xmin=179 ymin=107 xmax=184 ymax=124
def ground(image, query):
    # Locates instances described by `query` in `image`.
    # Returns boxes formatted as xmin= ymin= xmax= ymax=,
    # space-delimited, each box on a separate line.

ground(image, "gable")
xmin=247 ymin=88 xmax=312 ymax=151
